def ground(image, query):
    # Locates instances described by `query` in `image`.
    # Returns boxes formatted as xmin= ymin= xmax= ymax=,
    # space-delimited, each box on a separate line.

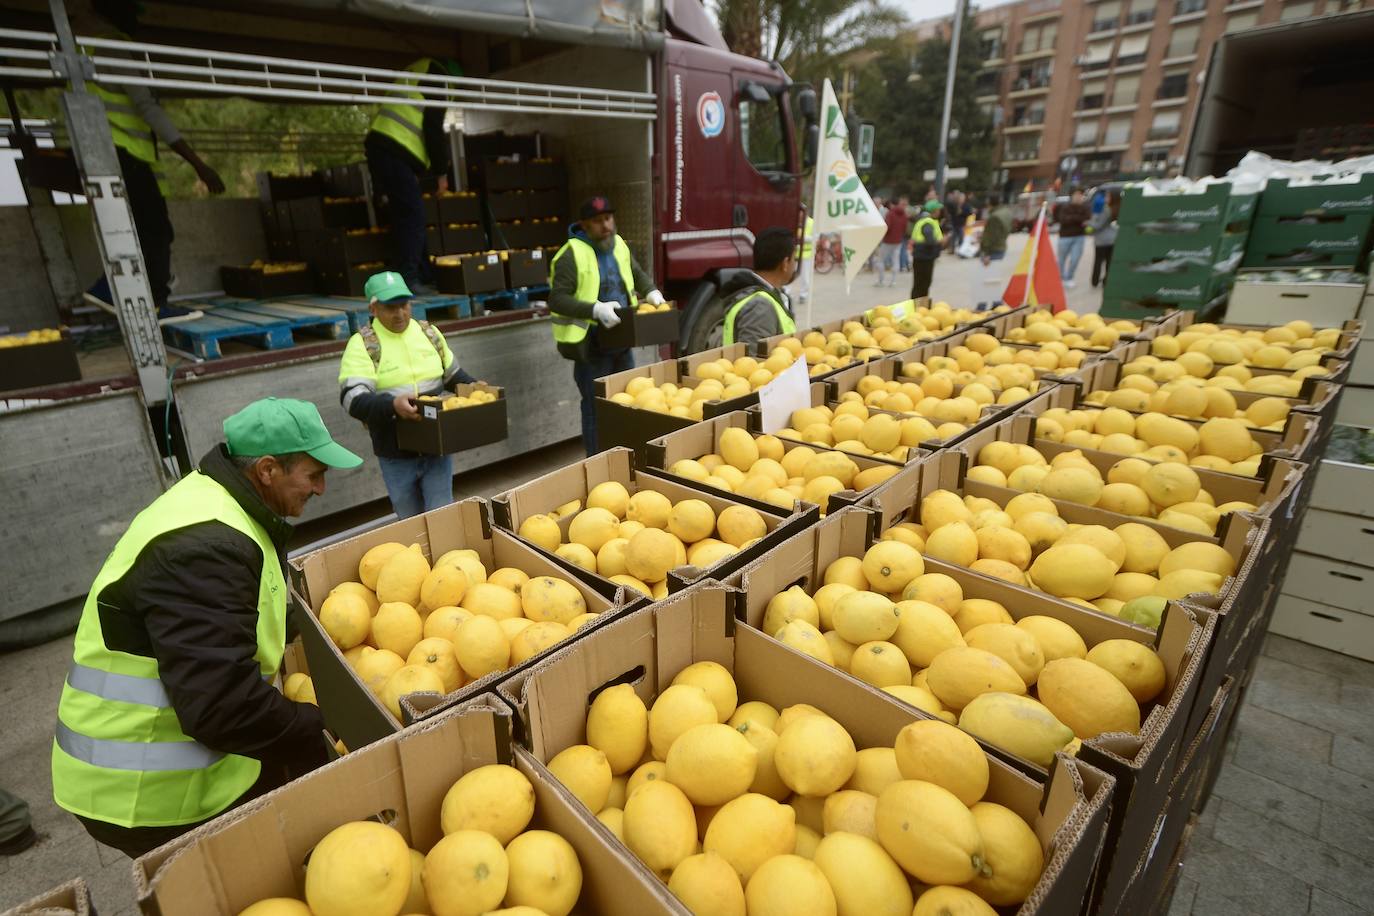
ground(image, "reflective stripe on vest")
xmin=87 ymin=82 xmax=169 ymax=194
xmin=723 ymin=290 xmax=797 ymax=346
xmin=52 ymin=471 xmax=287 ymax=828
xmin=911 ymin=215 xmax=944 ymax=243
xmin=547 ymin=235 xmax=637 ymax=346
xmin=368 ymin=58 xmax=434 ymax=168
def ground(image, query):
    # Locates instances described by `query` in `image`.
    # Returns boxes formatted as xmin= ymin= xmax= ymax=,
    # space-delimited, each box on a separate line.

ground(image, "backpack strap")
xmin=418 ymin=320 xmax=449 ymax=368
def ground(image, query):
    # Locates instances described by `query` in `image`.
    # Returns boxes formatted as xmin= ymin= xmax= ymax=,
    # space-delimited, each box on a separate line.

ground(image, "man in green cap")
xmin=338 ymin=270 xmax=479 ymax=518
xmin=52 ymin=398 xmax=361 ymax=858
xmin=910 ymin=198 xmax=945 ymax=300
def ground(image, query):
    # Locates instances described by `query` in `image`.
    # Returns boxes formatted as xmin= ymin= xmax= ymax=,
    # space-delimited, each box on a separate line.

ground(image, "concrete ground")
xmin=4 ymin=243 xmax=1366 ymax=914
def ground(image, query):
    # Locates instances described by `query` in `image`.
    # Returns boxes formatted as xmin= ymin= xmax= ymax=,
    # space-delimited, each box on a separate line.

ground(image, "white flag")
xmin=811 ymin=79 xmax=886 ymax=291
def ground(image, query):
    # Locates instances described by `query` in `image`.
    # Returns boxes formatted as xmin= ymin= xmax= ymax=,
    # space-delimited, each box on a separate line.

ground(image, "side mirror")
xmin=797 ymin=85 xmax=818 ymax=121
xmin=803 ymin=123 xmax=819 ymax=170
xmin=740 ymin=81 xmax=772 ymax=103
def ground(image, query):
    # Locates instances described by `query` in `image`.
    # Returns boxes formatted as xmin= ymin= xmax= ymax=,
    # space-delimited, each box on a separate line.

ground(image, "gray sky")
xmin=894 ymin=0 xmax=1020 ymax=24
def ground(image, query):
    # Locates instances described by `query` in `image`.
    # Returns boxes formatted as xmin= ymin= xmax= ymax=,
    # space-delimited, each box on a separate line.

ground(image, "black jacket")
xmin=93 ymin=444 xmax=329 ymax=784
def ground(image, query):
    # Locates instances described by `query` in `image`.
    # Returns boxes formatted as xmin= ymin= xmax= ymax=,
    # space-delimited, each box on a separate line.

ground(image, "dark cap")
xmin=578 ymin=196 xmax=615 ymax=220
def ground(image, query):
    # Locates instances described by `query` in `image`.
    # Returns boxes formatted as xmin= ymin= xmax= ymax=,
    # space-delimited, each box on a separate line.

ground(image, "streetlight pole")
xmin=934 ymin=0 xmax=968 ymax=199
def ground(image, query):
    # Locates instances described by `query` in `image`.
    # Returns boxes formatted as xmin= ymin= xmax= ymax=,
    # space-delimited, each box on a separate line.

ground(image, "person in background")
xmin=875 ymin=195 xmax=909 ymax=288
xmin=77 ymin=0 xmax=225 ymax=315
xmin=52 ymin=399 xmax=361 ymax=858
xmin=1091 ymin=192 xmax=1120 ymax=288
xmin=898 ymin=197 xmax=913 ymax=274
xmin=910 ymin=199 xmax=944 ymax=300
xmin=549 ymin=196 xmax=664 ymax=455
xmin=338 ymin=272 xmax=478 ymax=518
xmin=708 ymin=227 xmax=797 ymax=348
xmin=975 ymin=194 xmax=1014 ymax=311
xmin=1056 ymin=187 xmax=1092 ymax=288
xmin=365 ymin=57 xmax=458 ymax=294
xmin=0 ymin=788 xmax=36 ymax=855
xmin=790 ymin=212 xmax=815 ymax=309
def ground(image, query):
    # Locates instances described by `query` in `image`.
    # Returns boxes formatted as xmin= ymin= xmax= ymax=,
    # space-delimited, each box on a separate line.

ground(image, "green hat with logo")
xmin=224 ymin=398 xmax=363 ymax=469
xmin=923 ymin=199 xmax=942 ymax=213
xmin=364 ymin=271 xmax=413 ymax=304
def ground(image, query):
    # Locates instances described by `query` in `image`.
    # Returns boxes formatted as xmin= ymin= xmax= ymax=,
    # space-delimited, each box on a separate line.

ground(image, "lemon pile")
xmin=559 ymin=660 xmax=1047 ymax=914
xmin=900 ymin=487 xmax=1239 ymax=613
xmin=0 ymin=327 xmax=63 ymax=348
xmin=784 ymin=325 xmax=893 ymax=377
xmin=417 ymin=388 xmax=500 ymax=412
xmin=780 ymin=402 xmax=958 ymax=458
xmin=237 ymin=763 xmax=583 ymax=916
xmin=1003 ymin=308 xmax=1140 ymax=351
xmin=973 ymin=442 xmax=1259 ymax=535
xmin=635 ymin=301 xmax=675 ymax=314
xmin=517 ymin=481 xmax=770 ymax=599
xmin=318 ymin=543 xmax=596 ymax=719
xmin=606 ymin=348 xmax=801 ymax=419
xmin=761 ymin=539 xmax=1167 ymax=767
xmin=1144 ymin=319 xmax=1345 ymax=385
xmin=1035 ymin=402 xmax=1272 ymax=476
xmin=664 ymin=428 xmax=899 ymax=514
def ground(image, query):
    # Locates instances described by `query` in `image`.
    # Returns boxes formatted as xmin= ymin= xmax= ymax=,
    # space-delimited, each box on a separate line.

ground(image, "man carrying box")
xmin=338 ymin=271 xmax=480 ymax=518
xmin=549 ymin=196 xmax=666 ymax=455
xmin=52 ymin=398 xmax=362 ymax=858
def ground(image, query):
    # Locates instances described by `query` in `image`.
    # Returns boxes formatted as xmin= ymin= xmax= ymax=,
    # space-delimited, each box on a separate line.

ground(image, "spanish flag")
xmin=1002 ymin=204 xmax=1067 ymax=313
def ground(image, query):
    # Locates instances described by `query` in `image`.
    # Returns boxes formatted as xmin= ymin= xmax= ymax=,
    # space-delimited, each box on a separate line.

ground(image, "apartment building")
xmin=941 ymin=0 xmax=1368 ymax=193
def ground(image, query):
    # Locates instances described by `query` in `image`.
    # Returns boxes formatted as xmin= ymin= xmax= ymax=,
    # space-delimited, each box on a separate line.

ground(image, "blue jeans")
xmin=573 ymin=348 xmax=635 ymax=455
xmin=1058 ymin=235 xmax=1087 ymax=283
xmin=366 ymin=139 xmax=429 ymax=289
xmin=899 ymin=242 xmax=911 ymax=272
xmin=378 ymin=453 xmax=453 ymax=519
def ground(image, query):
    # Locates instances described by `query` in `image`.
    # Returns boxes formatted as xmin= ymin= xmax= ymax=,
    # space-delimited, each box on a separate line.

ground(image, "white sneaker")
xmin=1065 ymin=280 xmax=1077 ymax=289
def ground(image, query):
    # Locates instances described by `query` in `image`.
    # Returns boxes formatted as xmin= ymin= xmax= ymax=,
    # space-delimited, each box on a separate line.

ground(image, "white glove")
xmin=644 ymin=289 xmax=666 ymax=306
xmin=592 ymin=301 xmax=622 ymax=328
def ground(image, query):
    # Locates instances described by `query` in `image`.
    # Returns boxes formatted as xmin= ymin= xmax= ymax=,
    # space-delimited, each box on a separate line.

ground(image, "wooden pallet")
xmin=471 ymin=284 xmax=549 ymax=314
xmin=162 ymin=310 xmax=295 ymax=359
xmin=217 ymin=299 xmax=350 ymax=339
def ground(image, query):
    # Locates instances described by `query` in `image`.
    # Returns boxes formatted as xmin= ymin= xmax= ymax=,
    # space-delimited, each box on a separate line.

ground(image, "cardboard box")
xmin=1269 ymin=593 xmax=1374 ymax=662
xmin=499 ymin=581 xmax=1117 ymax=916
xmin=732 ymin=503 xmax=1212 ymax=913
xmin=1226 ymin=278 xmax=1367 ymax=327
xmin=1336 ymin=383 xmax=1374 ymax=427
xmin=288 ymin=499 xmax=622 ymax=749
xmin=435 ymin=251 xmax=506 ymax=295
xmin=132 ymin=703 xmax=678 ymax=916
xmin=504 ymin=248 xmax=548 ymax=288
xmin=2 ymin=877 xmax=92 ymax=915
xmin=1164 ymin=312 xmax=1363 ymax=363
xmin=645 ymin=410 xmax=923 ymax=515
xmin=490 ymin=447 xmax=817 ymax=594
xmin=0 ymin=334 xmax=81 ymax=393
xmin=956 ymin=406 xmax=1309 ymax=523
xmin=394 ymin=384 xmax=508 ymax=455
xmin=219 ymin=264 xmax=314 ymax=299
xmin=595 ymin=307 xmax=680 ymax=350
xmin=1280 ymin=549 xmax=1373 ymax=612
xmin=593 ymin=359 xmax=759 ymax=465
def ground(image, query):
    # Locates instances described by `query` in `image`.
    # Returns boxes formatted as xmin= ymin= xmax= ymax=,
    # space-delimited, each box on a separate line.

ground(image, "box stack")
xmin=253 ymin=168 xmax=378 ymax=297
xmin=1242 ymin=173 xmax=1374 ymax=270
xmin=484 ymin=156 xmax=568 ymax=252
xmin=1103 ymin=183 xmax=1257 ymax=320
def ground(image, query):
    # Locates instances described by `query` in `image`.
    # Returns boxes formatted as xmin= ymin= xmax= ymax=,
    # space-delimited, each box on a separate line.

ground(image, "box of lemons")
xmin=731 ymin=501 xmax=1207 ymax=784
xmin=500 ymin=581 xmax=1116 ymax=916
xmin=772 ymin=392 xmax=977 ymax=462
xmin=602 ymin=348 xmax=805 ymax=422
xmin=644 ymin=411 xmax=914 ymax=517
xmin=494 ymin=446 xmax=804 ymax=599
xmin=134 ymin=704 xmax=674 ymax=916
xmin=291 ymin=499 xmax=619 ymax=748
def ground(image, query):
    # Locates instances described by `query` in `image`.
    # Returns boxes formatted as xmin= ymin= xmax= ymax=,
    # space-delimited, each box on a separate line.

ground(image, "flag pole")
xmin=805 ymin=80 xmax=831 ymax=330
xmin=1022 ymin=202 xmax=1046 ymax=306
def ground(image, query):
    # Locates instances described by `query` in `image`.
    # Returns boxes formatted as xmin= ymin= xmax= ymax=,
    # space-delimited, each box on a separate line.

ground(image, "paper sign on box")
xmin=757 ymin=356 xmax=811 ymax=432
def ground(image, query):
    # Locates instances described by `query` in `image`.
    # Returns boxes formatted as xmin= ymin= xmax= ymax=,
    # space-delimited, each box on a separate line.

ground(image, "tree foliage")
xmin=715 ymin=0 xmax=907 ymax=85
xmin=853 ymin=11 xmax=995 ymax=198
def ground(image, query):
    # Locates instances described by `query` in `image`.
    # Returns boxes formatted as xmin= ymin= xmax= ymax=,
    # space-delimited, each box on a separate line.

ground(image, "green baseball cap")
xmin=224 ymin=398 xmax=363 ymax=469
xmin=924 ymin=199 xmax=942 ymax=213
xmin=364 ymin=271 xmax=413 ymax=304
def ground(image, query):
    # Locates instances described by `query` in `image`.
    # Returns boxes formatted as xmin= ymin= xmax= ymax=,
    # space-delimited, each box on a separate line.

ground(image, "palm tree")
xmin=715 ymin=0 xmax=908 ymax=84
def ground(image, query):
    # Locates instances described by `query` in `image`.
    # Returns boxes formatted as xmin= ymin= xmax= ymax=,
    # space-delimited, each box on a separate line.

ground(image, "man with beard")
xmin=548 ymin=196 xmax=664 ymax=454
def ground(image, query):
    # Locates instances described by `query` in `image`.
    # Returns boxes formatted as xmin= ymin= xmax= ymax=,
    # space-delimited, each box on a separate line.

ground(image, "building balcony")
xmin=976 ymin=92 xmax=1003 ymax=103
xmin=1105 ymin=101 xmax=1139 ymax=113
xmin=1146 ymin=127 xmax=1180 ymax=141
xmin=1075 ymin=107 xmax=1104 ymax=118
xmin=1008 ymin=83 xmax=1052 ymax=99
xmin=1002 ymin=149 xmax=1043 ymax=163
xmin=1004 ymin=122 xmax=1046 ymax=134
xmin=1224 ymin=0 xmax=1263 ymax=10
xmin=1160 ymin=53 xmax=1198 ymax=66
xmin=1001 ymin=158 xmax=1045 ymax=168
xmin=1014 ymin=46 xmax=1057 ymax=61
xmin=1171 ymin=10 xmax=1207 ymax=24
xmin=1114 ymin=62 xmax=1148 ymax=75
xmin=1152 ymin=95 xmax=1188 ymax=107
xmin=980 ymin=57 xmax=1006 ymax=68
xmin=1122 ymin=12 xmax=1155 ymax=29
xmin=1086 ymin=20 xmax=1120 ymax=37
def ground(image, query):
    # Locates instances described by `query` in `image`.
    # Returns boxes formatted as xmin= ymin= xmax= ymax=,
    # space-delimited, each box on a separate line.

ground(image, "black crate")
xmin=287 ymin=196 xmax=370 ymax=230
xmin=301 ymin=227 xmax=390 ymax=268
xmin=0 ymin=334 xmax=81 ymax=392
xmin=487 ymin=191 xmax=527 ymax=221
xmin=439 ymin=192 xmax=482 ymax=224
xmin=426 ymin=225 xmax=444 ymax=256
xmin=595 ymin=307 xmax=680 ymax=350
xmin=505 ymin=248 xmax=549 ymax=288
xmin=221 ymin=265 xmax=315 ymax=298
xmin=435 ymin=252 xmax=507 ymax=295
xmin=255 ymin=172 xmax=324 ymax=203
xmin=492 ymin=221 xmax=534 ymax=249
xmin=485 ymin=159 xmax=527 ymax=191
xmin=322 ymin=162 xmax=369 ymax=199
xmin=316 ymin=263 xmax=382 ymax=297
xmin=526 ymin=188 xmax=564 ymax=218
xmin=441 ymin=224 xmax=487 ymax=255
xmin=526 ymin=158 xmax=565 ymax=190
xmin=531 ymin=218 xmax=567 ymax=247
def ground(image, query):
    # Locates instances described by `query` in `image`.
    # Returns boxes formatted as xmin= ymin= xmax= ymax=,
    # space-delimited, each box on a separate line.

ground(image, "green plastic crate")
xmin=1241 ymin=213 xmax=1373 ymax=269
xmin=1258 ymin=174 xmax=1374 ymax=218
xmin=1113 ymin=224 xmax=1248 ymax=264
xmin=1117 ymin=184 xmax=1259 ymax=229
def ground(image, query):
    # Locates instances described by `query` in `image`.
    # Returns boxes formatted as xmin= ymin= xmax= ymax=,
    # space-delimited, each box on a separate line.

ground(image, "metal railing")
xmin=0 ymin=28 xmax=658 ymax=121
